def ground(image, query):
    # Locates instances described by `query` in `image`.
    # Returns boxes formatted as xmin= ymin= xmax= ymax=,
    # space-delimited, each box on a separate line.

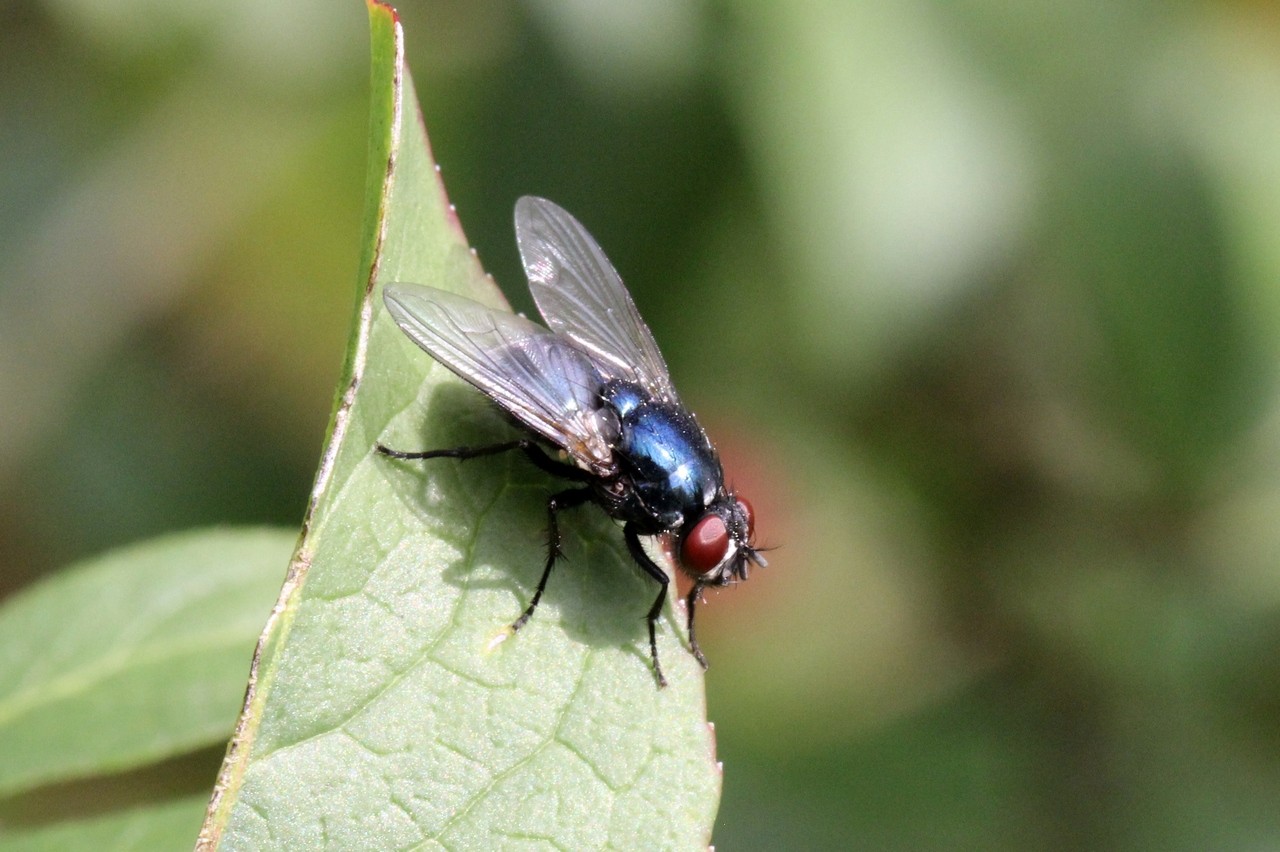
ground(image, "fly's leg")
xmin=511 ymin=487 xmax=592 ymax=632
xmin=685 ymin=580 xmax=709 ymax=669
xmin=375 ymin=438 xmax=592 ymax=482
xmin=625 ymin=524 xmax=671 ymax=688
xmin=376 ymin=437 xmax=596 ymax=635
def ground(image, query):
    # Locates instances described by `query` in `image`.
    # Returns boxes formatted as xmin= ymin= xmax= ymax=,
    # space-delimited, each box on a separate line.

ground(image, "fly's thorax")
xmin=600 ymin=381 xmax=723 ymax=530
xmin=598 ymin=379 xmax=648 ymax=418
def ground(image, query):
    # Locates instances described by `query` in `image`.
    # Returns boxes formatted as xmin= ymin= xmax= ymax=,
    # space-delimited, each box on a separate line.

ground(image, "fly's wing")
xmin=383 ymin=283 xmax=616 ymax=474
xmin=514 ymin=196 xmax=679 ymax=404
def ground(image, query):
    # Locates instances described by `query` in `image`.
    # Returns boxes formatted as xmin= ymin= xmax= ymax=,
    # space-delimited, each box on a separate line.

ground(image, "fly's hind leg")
xmin=375 ymin=438 xmax=592 ymax=482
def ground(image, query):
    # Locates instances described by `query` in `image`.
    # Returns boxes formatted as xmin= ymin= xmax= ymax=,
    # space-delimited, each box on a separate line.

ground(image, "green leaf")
xmin=199 ymin=3 xmax=720 ymax=849
xmin=0 ymin=793 xmax=209 ymax=852
xmin=0 ymin=527 xmax=293 ymax=798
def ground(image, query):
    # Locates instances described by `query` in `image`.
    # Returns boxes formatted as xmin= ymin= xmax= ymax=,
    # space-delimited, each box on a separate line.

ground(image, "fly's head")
xmin=678 ymin=494 xmax=765 ymax=586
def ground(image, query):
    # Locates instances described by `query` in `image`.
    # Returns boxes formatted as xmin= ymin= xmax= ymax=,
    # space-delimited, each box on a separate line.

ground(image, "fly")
xmin=376 ymin=196 xmax=766 ymax=687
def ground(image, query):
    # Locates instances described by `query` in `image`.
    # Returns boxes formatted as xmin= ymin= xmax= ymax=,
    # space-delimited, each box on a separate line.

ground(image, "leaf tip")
xmin=366 ymin=0 xmax=400 ymax=23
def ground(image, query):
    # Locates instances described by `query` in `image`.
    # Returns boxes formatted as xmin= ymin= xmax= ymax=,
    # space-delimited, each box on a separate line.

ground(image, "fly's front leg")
xmin=511 ymin=487 xmax=593 ymax=632
xmin=625 ymin=524 xmax=671 ymax=688
xmin=685 ymin=580 xmax=709 ymax=669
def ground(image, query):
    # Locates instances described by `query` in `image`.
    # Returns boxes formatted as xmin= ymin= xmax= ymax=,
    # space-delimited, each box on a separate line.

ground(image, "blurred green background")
xmin=5 ymin=0 xmax=1280 ymax=847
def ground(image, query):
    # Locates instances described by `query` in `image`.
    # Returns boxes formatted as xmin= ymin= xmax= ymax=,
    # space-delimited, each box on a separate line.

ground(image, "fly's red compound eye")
xmin=682 ymin=514 xmax=730 ymax=575
xmin=737 ymin=498 xmax=755 ymax=538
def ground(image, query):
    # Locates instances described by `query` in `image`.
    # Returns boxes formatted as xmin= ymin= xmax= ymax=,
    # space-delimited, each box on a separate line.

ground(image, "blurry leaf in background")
xmin=0 ymin=528 xmax=290 ymax=797
xmin=0 ymin=793 xmax=211 ymax=852
xmin=0 ymin=528 xmax=291 ymax=845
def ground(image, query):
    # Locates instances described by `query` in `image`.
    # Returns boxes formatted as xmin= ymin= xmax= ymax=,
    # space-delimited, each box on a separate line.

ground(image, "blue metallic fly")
xmin=376 ymin=196 xmax=766 ymax=687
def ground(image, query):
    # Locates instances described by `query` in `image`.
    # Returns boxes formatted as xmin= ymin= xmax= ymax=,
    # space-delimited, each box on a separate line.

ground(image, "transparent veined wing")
xmin=514 ymin=196 xmax=679 ymax=403
xmin=383 ymin=283 xmax=617 ymax=475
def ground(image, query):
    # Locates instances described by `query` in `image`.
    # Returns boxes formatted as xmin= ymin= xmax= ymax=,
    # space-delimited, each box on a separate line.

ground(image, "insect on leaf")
xmin=196 ymin=3 xmax=721 ymax=849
